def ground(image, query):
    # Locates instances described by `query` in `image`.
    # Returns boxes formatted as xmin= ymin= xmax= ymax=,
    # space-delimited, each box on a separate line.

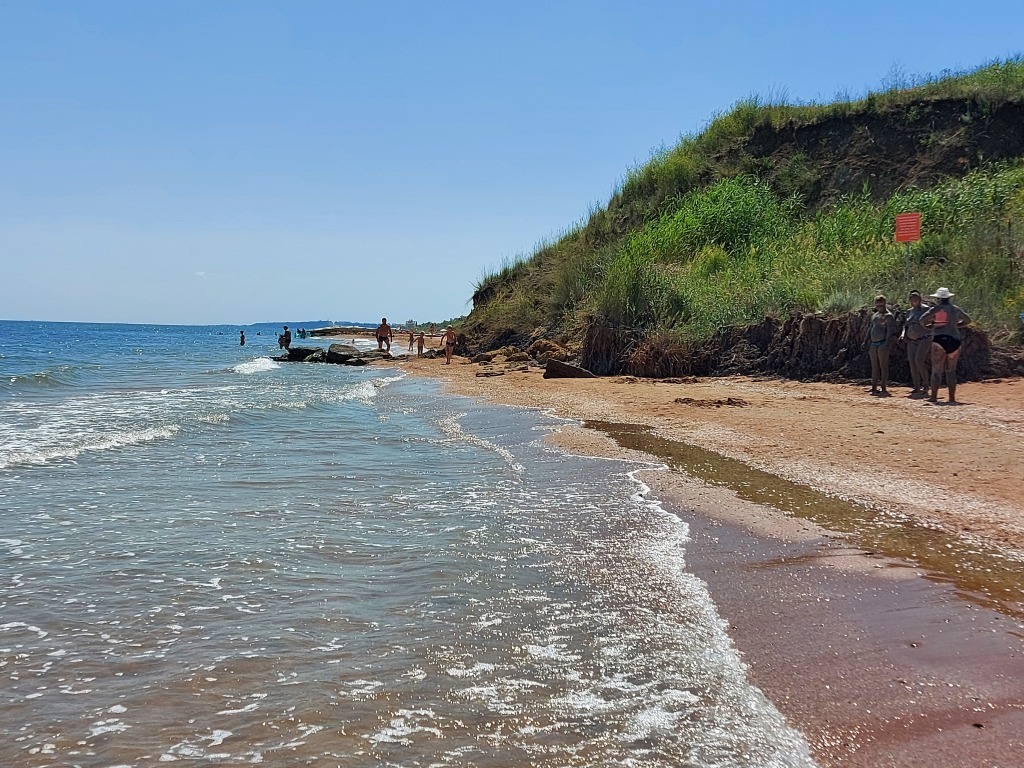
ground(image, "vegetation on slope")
xmin=464 ymin=59 xmax=1024 ymax=354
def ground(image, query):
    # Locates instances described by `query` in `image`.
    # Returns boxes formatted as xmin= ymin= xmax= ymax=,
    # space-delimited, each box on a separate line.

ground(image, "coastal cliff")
xmin=460 ymin=59 xmax=1024 ymax=380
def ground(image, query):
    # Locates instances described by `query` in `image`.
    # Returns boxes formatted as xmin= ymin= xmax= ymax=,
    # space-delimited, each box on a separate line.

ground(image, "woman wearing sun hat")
xmin=920 ymin=287 xmax=971 ymax=404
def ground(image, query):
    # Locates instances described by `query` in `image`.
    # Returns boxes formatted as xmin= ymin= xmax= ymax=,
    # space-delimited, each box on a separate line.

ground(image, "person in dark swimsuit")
xmin=920 ymin=287 xmax=971 ymax=404
xmin=439 ymin=328 xmax=457 ymax=365
xmin=375 ymin=318 xmax=393 ymax=352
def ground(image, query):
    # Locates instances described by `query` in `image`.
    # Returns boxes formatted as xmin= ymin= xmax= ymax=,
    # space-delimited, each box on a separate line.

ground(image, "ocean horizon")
xmin=1 ymin=320 xmax=814 ymax=766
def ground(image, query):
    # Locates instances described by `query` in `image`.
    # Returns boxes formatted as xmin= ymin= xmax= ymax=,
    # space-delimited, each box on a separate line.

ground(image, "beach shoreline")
xmin=388 ymin=353 xmax=1024 ymax=767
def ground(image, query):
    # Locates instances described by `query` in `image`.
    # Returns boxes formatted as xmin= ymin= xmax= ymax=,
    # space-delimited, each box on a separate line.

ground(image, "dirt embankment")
xmin=581 ymin=310 xmax=1024 ymax=382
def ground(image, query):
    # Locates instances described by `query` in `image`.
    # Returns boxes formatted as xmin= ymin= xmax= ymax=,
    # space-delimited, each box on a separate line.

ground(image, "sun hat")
xmin=930 ymin=287 xmax=954 ymax=299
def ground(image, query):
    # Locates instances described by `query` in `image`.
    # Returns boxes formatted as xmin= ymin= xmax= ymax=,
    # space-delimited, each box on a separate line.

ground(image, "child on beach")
xmin=416 ymin=333 xmax=425 ymax=357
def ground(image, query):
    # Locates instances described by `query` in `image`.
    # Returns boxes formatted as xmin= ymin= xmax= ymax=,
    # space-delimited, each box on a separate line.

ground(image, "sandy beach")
xmin=389 ymin=351 xmax=1024 ymax=767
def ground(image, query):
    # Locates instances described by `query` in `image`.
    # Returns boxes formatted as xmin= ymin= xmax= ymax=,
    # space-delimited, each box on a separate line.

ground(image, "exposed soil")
xmin=585 ymin=310 xmax=1024 ymax=381
xmin=735 ymin=98 xmax=1024 ymax=211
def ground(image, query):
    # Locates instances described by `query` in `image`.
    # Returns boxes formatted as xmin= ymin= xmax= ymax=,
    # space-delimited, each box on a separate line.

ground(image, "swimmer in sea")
xmin=240 ymin=330 xmax=245 ymax=346
xmin=376 ymin=318 xmax=393 ymax=352
xmin=439 ymin=327 xmax=457 ymax=364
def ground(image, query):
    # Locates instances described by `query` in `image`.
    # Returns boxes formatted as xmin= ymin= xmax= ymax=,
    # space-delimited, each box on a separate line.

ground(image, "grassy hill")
xmin=462 ymin=59 xmax=1024 ymax=374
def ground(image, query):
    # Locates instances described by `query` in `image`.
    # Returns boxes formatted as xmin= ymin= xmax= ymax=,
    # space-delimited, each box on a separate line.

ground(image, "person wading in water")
xmin=375 ymin=318 xmax=393 ymax=352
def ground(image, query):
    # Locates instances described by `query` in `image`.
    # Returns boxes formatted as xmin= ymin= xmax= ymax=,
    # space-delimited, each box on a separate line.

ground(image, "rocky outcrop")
xmin=274 ymin=345 xmax=393 ymax=367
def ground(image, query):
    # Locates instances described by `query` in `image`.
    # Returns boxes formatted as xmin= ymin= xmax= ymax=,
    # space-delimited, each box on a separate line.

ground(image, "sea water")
xmin=0 ymin=320 xmax=815 ymax=767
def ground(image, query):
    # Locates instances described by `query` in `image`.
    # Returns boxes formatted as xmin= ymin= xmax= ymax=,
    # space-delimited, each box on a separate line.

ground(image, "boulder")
xmin=505 ymin=351 xmax=530 ymax=363
xmin=302 ymin=349 xmax=326 ymax=363
xmin=326 ymin=343 xmax=360 ymax=363
xmin=285 ymin=346 xmax=322 ymax=362
xmin=424 ymin=349 xmax=439 ymax=359
xmin=543 ymin=359 xmax=597 ymax=379
xmin=527 ymin=339 xmax=569 ymax=363
xmin=472 ymin=352 xmax=497 ymax=363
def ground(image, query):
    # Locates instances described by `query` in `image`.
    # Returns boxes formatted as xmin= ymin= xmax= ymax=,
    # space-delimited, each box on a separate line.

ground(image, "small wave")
xmin=0 ymin=424 xmax=180 ymax=470
xmin=434 ymin=414 xmax=525 ymax=474
xmin=231 ymin=357 xmax=280 ymax=375
xmin=3 ymin=366 xmax=81 ymax=391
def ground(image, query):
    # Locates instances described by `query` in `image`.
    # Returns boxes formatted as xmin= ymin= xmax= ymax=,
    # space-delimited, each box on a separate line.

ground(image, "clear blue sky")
xmin=2 ymin=1 xmax=1021 ymax=325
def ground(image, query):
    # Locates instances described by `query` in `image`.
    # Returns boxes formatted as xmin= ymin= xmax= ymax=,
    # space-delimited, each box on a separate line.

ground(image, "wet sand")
xmin=390 ymin=354 xmax=1024 ymax=767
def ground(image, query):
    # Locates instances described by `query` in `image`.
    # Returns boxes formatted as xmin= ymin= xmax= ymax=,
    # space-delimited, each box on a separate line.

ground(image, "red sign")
xmin=895 ymin=212 xmax=921 ymax=243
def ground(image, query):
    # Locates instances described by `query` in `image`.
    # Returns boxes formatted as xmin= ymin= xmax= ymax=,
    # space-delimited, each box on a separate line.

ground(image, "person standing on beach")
xmin=439 ymin=327 xmax=457 ymax=365
xmin=279 ymin=326 xmax=291 ymax=350
xmin=240 ymin=330 xmax=245 ymax=346
xmin=864 ymin=295 xmax=895 ymax=396
xmin=376 ymin=318 xmax=393 ymax=352
xmin=900 ymin=290 xmax=930 ymax=397
xmin=921 ymin=287 xmax=971 ymax=404
xmin=408 ymin=330 xmax=415 ymax=351
xmin=416 ymin=332 xmax=425 ymax=357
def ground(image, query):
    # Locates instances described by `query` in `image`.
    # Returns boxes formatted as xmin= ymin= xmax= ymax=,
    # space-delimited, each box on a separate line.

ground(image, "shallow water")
xmin=588 ymin=420 xmax=1024 ymax=621
xmin=0 ymin=321 xmax=815 ymax=766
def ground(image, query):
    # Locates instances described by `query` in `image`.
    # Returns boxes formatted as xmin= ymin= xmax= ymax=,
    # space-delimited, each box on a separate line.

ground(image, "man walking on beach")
xmin=439 ymin=327 xmax=457 ymax=365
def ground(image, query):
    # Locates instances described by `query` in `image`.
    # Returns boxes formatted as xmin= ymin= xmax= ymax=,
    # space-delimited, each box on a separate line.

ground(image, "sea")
xmin=0 ymin=320 xmax=816 ymax=767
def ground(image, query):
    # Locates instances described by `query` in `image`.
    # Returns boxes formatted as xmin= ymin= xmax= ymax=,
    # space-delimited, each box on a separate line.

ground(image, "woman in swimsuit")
xmin=920 ymin=287 xmax=971 ymax=404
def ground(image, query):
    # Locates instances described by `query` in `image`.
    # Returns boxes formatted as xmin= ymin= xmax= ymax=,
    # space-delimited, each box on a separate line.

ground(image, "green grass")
xmin=469 ymin=58 xmax=1024 ymax=349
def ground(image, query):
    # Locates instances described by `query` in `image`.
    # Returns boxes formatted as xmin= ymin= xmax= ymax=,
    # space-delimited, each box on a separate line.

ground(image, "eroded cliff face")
xmin=581 ymin=311 xmax=1024 ymax=383
xmin=461 ymin=88 xmax=1024 ymax=379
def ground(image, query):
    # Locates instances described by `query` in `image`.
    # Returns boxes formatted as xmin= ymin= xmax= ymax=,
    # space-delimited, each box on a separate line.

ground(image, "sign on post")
xmin=895 ymin=213 xmax=921 ymax=243
xmin=895 ymin=212 xmax=922 ymax=287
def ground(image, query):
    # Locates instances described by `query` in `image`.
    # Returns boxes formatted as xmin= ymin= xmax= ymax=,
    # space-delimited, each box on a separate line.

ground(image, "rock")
xmin=543 ymin=359 xmax=596 ymax=379
xmin=285 ymin=346 xmax=322 ymax=362
xmin=472 ymin=352 xmax=497 ymax=363
xmin=326 ymin=343 xmax=360 ymax=363
xmin=424 ymin=349 xmax=439 ymax=359
xmin=505 ymin=351 xmax=530 ymax=363
xmin=476 ymin=370 xmax=506 ymax=377
xmin=355 ymin=349 xmax=393 ymax=362
xmin=527 ymin=339 xmax=568 ymax=363
xmin=302 ymin=349 xmax=326 ymax=363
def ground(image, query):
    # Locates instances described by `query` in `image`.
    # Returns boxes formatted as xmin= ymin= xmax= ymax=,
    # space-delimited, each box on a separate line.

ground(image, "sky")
xmin=1 ymin=1 xmax=1022 ymax=325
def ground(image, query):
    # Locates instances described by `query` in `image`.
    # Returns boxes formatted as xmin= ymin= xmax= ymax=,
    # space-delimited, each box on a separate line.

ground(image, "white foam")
xmin=446 ymin=662 xmax=496 ymax=678
xmin=0 ymin=424 xmax=180 ymax=470
xmin=232 ymin=357 xmax=280 ymax=375
xmin=88 ymin=719 xmax=131 ymax=737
